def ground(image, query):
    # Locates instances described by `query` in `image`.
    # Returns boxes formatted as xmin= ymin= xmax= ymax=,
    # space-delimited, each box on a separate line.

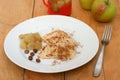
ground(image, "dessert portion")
xmin=19 ymin=29 xmax=78 ymax=62
xmin=39 ymin=29 xmax=78 ymax=61
xmin=19 ymin=32 xmax=42 ymax=50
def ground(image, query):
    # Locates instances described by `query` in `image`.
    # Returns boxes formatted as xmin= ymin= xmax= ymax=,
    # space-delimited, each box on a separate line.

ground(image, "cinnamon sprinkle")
xmin=39 ymin=29 xmax=78 ymax=61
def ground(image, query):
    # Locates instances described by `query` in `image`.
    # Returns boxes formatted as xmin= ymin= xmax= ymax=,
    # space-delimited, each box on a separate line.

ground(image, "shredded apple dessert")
xmin=39 ymin=29 xmax=78 ymax=61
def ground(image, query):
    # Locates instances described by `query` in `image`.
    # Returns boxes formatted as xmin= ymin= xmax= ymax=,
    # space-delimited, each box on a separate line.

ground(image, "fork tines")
xmin=102 ymin=25 xmax=112 ymax=44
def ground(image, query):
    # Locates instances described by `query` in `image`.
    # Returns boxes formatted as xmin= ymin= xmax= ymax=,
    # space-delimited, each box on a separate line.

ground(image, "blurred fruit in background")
xmin=79 ymin=0 xmax=95 ymax=10
xmin=91 ymin=0 xmax=117 ymax=22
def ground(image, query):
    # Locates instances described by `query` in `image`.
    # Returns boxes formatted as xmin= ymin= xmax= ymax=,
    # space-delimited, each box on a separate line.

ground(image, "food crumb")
xmin=52 ymin=60 xmax=60 ymax=66
xmin=77 ymin=51 xmax=81 ymax=54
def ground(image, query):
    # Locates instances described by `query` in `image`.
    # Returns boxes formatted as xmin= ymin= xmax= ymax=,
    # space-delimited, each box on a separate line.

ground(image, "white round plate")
xmin=4 ymin=15 xmax=99 ymax=73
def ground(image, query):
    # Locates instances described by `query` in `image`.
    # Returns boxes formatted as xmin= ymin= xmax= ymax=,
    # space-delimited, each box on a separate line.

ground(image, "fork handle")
xmin=93 ymin=44 xmax=105 ymax=77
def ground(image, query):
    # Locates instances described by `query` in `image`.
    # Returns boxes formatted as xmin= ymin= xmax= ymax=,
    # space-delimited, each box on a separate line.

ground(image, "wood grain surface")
xmin=0 ymin=0 xmax=120 ymax=80
xmin=0 ymin=0 xmax=34 ymax=80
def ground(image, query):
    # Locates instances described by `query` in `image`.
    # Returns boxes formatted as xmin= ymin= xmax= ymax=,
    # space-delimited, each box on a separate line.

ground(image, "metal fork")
xmin=93 ymin=25 xmax=112 ymax=77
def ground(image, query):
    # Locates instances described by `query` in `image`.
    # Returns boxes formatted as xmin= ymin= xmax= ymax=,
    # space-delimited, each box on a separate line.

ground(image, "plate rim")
xmin=4 ymin=15 xmax=99 ymax=73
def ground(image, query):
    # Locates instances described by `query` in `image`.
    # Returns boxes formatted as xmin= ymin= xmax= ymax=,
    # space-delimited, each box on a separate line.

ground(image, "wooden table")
xmin=0 ymin=0 xmax=120 ymax=80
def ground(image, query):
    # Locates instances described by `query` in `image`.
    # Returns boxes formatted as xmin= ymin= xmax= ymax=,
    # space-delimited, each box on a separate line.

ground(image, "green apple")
xmin=91 ymin=0 xmax=117 ymax=22
xmin=79 ymin=0 xmax=95 ymax=10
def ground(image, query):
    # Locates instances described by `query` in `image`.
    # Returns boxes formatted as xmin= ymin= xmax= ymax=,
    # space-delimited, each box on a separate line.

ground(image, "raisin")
xmin=28 ymin=56 xmax=33 ymax=60
xmin=33 ymin=49 xmax=38 ymax=53
xmin=24 ymin=50 xmax=29 ymax=54
xmin=30 ymin=52 xmax=35 ymax=56
xmin=36 ymin=58 xmax=41 ymax=63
